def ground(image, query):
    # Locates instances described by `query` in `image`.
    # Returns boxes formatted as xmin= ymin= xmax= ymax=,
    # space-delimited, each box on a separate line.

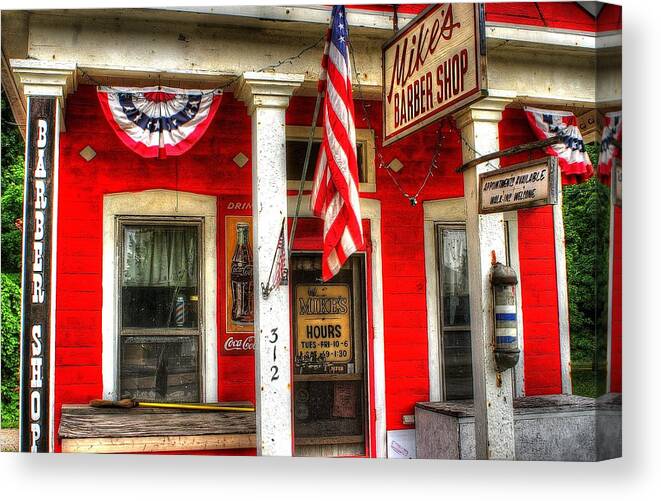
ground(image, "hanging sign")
xmin=294 ymin=284 xmax=352 ymax=373
xmin=20 ymin=97 xmax=58 ymax=452
xmin=479 ymin=157 xmax=559 ymax=214
xmin=382 ymin=3 xmax=486 ymax=146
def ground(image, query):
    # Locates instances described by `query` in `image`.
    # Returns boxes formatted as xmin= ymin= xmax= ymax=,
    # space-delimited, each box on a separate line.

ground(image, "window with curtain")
xmin=119 ymin=221 xmax=201 ymax=402
xmin=437 ymin=225 xmax=472 ymax=400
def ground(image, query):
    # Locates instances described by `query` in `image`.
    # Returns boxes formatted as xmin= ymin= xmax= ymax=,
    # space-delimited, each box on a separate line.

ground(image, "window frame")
xmin=102 ymin=190 xmax=218 ymax=403
xmin=435 ymin=222 xmax=473 ymax=401
xmin=285 ymin=125 xmax=376 ymax=193
xmin=116 ymin=216 xmax=204 ymax=401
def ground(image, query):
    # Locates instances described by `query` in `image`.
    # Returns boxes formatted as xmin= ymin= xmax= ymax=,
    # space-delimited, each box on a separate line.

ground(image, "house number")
xmin=270 ymin=327 xmax=279 ymax=381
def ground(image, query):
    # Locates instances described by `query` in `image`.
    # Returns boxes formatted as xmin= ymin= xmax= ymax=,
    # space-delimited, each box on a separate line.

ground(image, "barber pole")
xmin=175 ymin=295 xmax=186 ymax=327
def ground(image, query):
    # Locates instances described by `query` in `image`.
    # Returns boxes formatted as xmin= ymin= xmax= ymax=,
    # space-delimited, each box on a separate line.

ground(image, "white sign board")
xmin=479 ymin=157 xmax=559 ymax=214
xmin=382 ymin=3 xmax=486 ymax=146
xmin=387 ymin=429 xmax=416 ymax=459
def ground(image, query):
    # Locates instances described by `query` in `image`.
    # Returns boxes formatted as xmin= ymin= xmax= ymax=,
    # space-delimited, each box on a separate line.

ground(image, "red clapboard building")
xmin=2 ymin=2 xmax=621 ymax=458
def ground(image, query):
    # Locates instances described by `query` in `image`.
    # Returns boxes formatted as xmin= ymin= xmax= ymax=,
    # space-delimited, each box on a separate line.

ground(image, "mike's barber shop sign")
xmin=382 ymin=3 xmax=486 ymax=145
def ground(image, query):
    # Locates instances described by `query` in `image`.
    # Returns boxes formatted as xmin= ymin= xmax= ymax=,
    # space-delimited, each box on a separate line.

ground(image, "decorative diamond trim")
xmin=233 ymin=152 xmax=249 ymax=168
xmin=79 ymin=145 xmax=97 ymax=162
xmin=387 ymin=158 xmax=404 ymax=173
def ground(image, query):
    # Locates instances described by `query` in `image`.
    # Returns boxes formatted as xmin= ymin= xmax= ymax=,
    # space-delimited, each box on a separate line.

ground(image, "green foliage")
xmin=562 ymin=143 xmax=611 ymax=375
xmin=1 ymin=273 xmax=21 ymax=428
xmin=2 ymin=89 xmax=25 ymax=273
xmin=1 ymin=90 xmax=24 ymax=427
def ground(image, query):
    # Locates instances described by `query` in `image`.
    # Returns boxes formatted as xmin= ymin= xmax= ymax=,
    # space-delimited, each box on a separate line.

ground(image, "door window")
xmin=291 ymin=254 xmax=368 ymax=456
xmin=437 ymin=225 xmax=473 ymax=400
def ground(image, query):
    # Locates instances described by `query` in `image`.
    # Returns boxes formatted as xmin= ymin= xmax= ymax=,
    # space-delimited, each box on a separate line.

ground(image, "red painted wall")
xmin=485 ymin=2 xmax=621 ymax=32
xmin=610 ymin=206 xmax=622 ymax=393
xmin=55 ymin=85 xmax=254 ymax=454
xmin=349 ymin=3 xmax=622 ymax=32
xmin=54 ymin=85 xmax=564 ymax=454
xmin=499 ymin=108 xmax=563 ymax=395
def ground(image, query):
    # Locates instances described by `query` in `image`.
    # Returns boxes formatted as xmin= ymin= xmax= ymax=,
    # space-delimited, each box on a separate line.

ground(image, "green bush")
xmin=2 ymin=90 xmax=24 ymax=428
xmin=2 ymin=90 xmax=24 ymax=274
xmin=563 ymin=144 xmax=611 ymax=395
xmin=1 ymin=273 xmax=21 ymax=428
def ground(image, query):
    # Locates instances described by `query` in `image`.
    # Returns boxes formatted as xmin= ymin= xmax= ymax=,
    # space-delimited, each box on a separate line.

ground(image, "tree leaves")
xmin=1 ymin=90 xmax=25 ymax=273
xmin=1 ymin=90 xmax=23 ymax=427
xmin=562 ymin=144 xmax=611 ymax=367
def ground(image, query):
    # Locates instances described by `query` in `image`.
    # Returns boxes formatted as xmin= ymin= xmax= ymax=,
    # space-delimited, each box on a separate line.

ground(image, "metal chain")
xmin=348 ymin=40 xmax=444 ymax=207
xmin=456 ymin=128 xmax=502 ymax=171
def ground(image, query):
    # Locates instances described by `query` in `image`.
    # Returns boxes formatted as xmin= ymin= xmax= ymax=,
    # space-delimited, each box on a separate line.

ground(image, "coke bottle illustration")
xmin=231 ymin=223 xmax=254 ymax=324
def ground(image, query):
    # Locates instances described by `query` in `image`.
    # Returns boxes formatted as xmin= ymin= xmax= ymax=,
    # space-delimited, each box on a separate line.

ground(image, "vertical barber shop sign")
xmin=19 ymin=97 xmax=58 ymax=452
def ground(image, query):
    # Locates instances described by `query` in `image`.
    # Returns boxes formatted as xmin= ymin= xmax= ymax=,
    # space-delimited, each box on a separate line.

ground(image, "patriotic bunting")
xmin=310 ymin=5 xmax=364 ymax=281
xmin=97 ymin=86 xmax=222 ymax=159
xmin=524 ymin=106 xmax=594 ymax=185
xmin=597 ymin=111 xmax=622 ymax=185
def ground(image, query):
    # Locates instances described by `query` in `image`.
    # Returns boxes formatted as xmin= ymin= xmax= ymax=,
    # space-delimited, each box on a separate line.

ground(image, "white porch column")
xmin=237 ymin=71 xmax=304 ymax=456
xmin=10 ymin=59 xmax=76 ymax=453
xmin=454 ymin=93 xmax=516 ymax=460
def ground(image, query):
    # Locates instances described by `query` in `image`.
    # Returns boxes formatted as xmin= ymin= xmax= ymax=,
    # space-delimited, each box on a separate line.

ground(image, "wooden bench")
xmin=59 ymin=402 xmax=256 ymax=454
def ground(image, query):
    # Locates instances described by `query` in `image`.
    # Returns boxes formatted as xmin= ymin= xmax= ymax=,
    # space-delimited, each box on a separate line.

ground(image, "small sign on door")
xmin=387 ymin=429 xmax=417 ymax=459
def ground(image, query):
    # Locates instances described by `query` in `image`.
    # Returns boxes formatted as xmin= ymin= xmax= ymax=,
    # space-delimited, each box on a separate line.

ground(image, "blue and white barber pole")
xmin=491 ymin=261 xmax=520 ymax=372
xmin=175 ymin=294 xmax=186 ymax=327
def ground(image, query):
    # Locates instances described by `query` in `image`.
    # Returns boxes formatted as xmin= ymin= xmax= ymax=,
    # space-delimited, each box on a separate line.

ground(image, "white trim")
xmin=422 ymin=198 xmax=466 ymax=402
xmin=102 ymin=190 xmax=218 ymax=403
xmin=553 ymin=178 xmax=573 ymax=394
xmin=287 ymin=195 xmax=386 ymax=458
xmin=503 ymin=211 xmax=526 ymax=398
xmin=160 ymin=5 xmax=418 ymax=31
xmin=486 ymin=23 xmax=621 ymax=50
xmin=606 ymin=199 xmax=616 ymax=393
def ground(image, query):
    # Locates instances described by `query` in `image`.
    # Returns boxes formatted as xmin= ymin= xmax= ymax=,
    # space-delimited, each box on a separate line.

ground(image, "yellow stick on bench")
xmin=89 ymin=399 xmax=254 ymax=412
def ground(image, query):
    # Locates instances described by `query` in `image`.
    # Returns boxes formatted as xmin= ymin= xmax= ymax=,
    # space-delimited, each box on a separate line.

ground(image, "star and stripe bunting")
xmin=310 ymin=5 xmax=364 ymax=281
xmin=97 ymin=86 xmax=222 ymax=159
xmin=597 ymin=111 xmax=622 ymax=185
xmin=524 ymin=106 xmax=594 ymax=185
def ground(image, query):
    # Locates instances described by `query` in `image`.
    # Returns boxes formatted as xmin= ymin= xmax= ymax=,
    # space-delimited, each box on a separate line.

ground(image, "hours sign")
xmin=382 ymin=3 xmax=486 ymax=146
xmin=295 ymin=284 xmax=352 ymax=373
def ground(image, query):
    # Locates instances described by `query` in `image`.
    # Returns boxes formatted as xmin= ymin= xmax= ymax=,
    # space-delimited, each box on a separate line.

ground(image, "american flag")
xmin=310 ymin=5 xmax=364 ymax=281
xmin=271 ymin=220 xmax=288 ymax=290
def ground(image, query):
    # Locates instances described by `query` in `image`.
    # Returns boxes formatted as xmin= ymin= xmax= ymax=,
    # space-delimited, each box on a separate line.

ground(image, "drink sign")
xmin=222 ymin=205 xmax=255 ymax=355
xmin=479 ymin=157 xmax=559 ymax=214
xmin=382 ymin=3 xmax=486 ymax=146
xmin=294 ymin=284 xmax=352 ymax=374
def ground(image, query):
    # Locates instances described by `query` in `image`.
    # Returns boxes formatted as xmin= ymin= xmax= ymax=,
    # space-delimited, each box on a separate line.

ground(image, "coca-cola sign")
xmin=221 ymin=199 xmax=256 ymax=355
xmin=382 ymin=3 xmax=486 ymax=146
xmin=224 ymin=335 xmax=255 ymax=352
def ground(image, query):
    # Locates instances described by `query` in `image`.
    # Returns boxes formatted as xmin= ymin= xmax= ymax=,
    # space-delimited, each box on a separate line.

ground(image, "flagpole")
xmin=288 ymin=15 xmax=333 ymax=259
xmin=288 ymin=89 xmax=324 ymax=259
